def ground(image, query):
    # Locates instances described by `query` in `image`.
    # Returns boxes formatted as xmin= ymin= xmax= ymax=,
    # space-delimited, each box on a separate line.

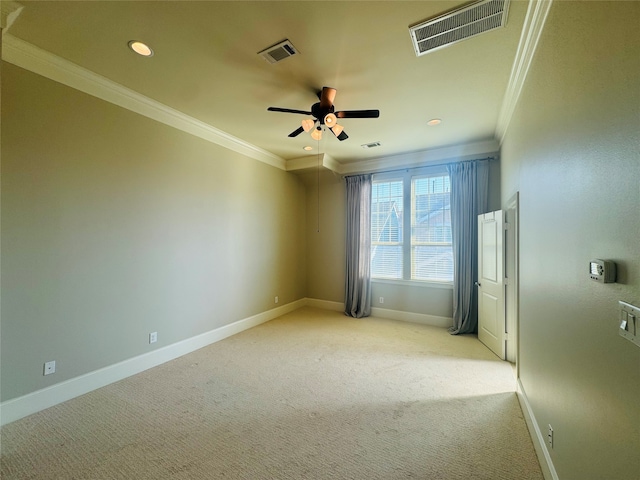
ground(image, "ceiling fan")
xmin=267 ymin=87 xmax=380 ymax=141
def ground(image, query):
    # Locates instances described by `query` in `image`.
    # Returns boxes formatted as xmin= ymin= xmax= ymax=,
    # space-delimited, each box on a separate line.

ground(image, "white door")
xmin=478 ymin=210 xmax=505 ymax=359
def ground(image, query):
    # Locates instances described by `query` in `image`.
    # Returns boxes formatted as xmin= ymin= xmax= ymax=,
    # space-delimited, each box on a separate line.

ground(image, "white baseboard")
xmin=305 ymin=298 xmax=344 ymax=312
xmin=371 ymin=306 xmax=453 ymax=328
xmin=0 ymin=298 xmax=452 ymax=426
xmin=516 ymin=378 xmax=559 ymax=480
xmin=0 ymin=299 xmax=305 ymax=426
xmin=304 ymin=300 xmax=452 ymax=329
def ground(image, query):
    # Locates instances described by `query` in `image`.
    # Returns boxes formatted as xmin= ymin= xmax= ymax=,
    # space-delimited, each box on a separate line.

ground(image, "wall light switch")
xmin=619 ymin=301 xmax=640 ymax=347
xmin=628 ymin=314 xmax=637 ymax=336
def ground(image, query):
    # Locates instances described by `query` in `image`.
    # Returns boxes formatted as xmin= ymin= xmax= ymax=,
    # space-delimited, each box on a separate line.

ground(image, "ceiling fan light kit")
xmin=301 ymin=119 xmax=315 ymax=132
xmin=324 ymin=113 xmax=337 ymax=128
xmin=330 ymin=124 xmax=344 ymax=136
xmin=267 ymin=86 xmax=379 ymax=143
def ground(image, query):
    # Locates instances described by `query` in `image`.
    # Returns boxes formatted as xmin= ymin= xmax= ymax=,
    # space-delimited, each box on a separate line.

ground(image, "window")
xmin=371 ymin=180 xmax=404 ymax=279
xmin=371 ymin=170 xmax=453 ymax=283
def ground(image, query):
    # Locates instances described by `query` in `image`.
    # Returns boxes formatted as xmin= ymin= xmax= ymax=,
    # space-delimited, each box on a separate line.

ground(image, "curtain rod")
xmin=343 ymin=155 xmax=497 ymax=178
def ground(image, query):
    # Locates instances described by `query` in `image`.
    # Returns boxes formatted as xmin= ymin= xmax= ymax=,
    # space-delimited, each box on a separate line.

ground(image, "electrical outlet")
xmin=379 ymin=297 xmax=384 ymax=304
xmin=547 ymin=424 xmax=554 ymax=449
xmin=149 ymin=332 xmax=158 ymax=344
xmin=275 ymin=296 xmax=279 ymax=304
xmin=44 ymin=360 xmax=56 ymax=376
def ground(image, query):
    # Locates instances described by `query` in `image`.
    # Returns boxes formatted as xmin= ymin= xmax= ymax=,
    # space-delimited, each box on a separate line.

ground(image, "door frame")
xmin=505 ymin=192 xmax=520 ymax=369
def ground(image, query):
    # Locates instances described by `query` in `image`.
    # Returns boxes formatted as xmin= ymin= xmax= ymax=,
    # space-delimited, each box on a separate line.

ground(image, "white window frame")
xmin=371 ymin=166 xmax=453 ymax=286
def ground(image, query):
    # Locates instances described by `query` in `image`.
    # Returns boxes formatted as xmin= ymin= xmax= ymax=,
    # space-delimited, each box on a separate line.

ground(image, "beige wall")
xmin=1 ymin=63 xmax=307 ymax=401
xmin=501 ymin=2 xmax=639 ymax=479
xmin=301 ymin=169 xmax=346 ymax=303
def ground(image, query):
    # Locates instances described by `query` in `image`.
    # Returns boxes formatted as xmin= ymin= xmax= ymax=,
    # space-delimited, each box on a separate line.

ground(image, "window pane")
xmin=371 ymin=245 xmax=403 ymax=279
xmin=411 ymin=175 xmax=453 ymax=281
xmin=412 ymin=245 xmax=454 ymax=281
xmin=371 ymin=179 xmax=403 ymax=278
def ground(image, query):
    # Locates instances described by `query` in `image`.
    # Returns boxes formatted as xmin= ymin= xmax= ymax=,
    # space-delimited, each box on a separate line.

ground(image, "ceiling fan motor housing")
xmin=311 ymin=102 xmax=335 ymax=125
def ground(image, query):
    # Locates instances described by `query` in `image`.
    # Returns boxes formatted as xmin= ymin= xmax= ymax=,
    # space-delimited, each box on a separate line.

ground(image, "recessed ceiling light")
xmin=427 ymin=118 xmax=442 ymax=126
xmin=128 ymin=40 xmax=154 ymax=57
xmin=303 ymin=146 xmax=313 ymax=151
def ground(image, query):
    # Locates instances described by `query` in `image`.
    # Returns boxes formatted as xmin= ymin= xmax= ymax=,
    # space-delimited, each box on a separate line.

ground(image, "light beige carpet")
xmin=1 ymin=307 xmax=543 ymax=479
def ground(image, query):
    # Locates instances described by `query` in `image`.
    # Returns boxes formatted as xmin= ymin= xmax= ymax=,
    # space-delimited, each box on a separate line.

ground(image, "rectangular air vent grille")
xmin=410 ymin=0 xmax=509 ymax=56
xmin=258 ymin=40 xmax=298 ymax=64
xmin=361 ymin=142 xmax=382 ymax=149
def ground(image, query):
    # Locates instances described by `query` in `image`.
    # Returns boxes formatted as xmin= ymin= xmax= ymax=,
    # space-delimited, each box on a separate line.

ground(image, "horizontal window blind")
xmin=371 ymin=180 xmax=403 ymax=279
xmin=411 ymin=175 xmax=453 ymax=281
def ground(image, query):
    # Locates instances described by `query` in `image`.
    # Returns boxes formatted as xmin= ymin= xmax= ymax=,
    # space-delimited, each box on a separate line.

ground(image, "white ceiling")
xmin=4 ymin=1 xmax=531 ymax=170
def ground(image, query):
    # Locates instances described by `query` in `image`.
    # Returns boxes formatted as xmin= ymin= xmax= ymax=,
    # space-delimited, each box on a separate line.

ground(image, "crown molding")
xmin=1 ymin=34 xmax=287 ymax=170
xmin=1 ymin=1 xmax=23 ymax=31
xmin=338 ymin=139 xmax=500 ymax=175
xmin=285 ymin=153 xmax=340 ymax=174
xmin=495 ymin=0 xmax=554 ymax=144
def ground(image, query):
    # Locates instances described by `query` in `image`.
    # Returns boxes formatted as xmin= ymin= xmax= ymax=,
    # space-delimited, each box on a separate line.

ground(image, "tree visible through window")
xmin=371 ymin=172 xmax=453 ymax=283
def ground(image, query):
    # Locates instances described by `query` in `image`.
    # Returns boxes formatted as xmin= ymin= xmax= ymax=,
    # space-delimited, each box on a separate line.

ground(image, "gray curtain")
xmin=344 ymin=174 xmax=372 ymax=318
xmin=446 ymin=160 xmax=490 ymax=334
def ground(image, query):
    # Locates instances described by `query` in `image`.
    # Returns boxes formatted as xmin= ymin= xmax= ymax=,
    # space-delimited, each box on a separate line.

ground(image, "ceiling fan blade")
xmin=319 ymin=87 xmax=337 ymax=109
xmin=336 ymin=110 xmax=380 ymax=118
xmin=288 ymin=126 xmax=305 ymax=138
xmin=268 ymin=107 xmax=312 ymax=115
xmin=335 ymin=110 xmax=380 ymax=119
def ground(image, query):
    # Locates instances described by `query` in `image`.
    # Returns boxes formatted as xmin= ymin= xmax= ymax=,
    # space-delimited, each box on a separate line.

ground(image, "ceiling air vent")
xmin=258 ymin=40 xmax=298 ymax=64
xmin=409 ymin=0 xmax=510 ymax=56
xmin=361 ymin=142 xmax=382 ymax=149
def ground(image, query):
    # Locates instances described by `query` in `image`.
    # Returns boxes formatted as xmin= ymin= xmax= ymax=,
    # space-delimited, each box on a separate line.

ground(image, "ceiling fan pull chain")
xmin=317 ymin=135 xmax=321 ymax=233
